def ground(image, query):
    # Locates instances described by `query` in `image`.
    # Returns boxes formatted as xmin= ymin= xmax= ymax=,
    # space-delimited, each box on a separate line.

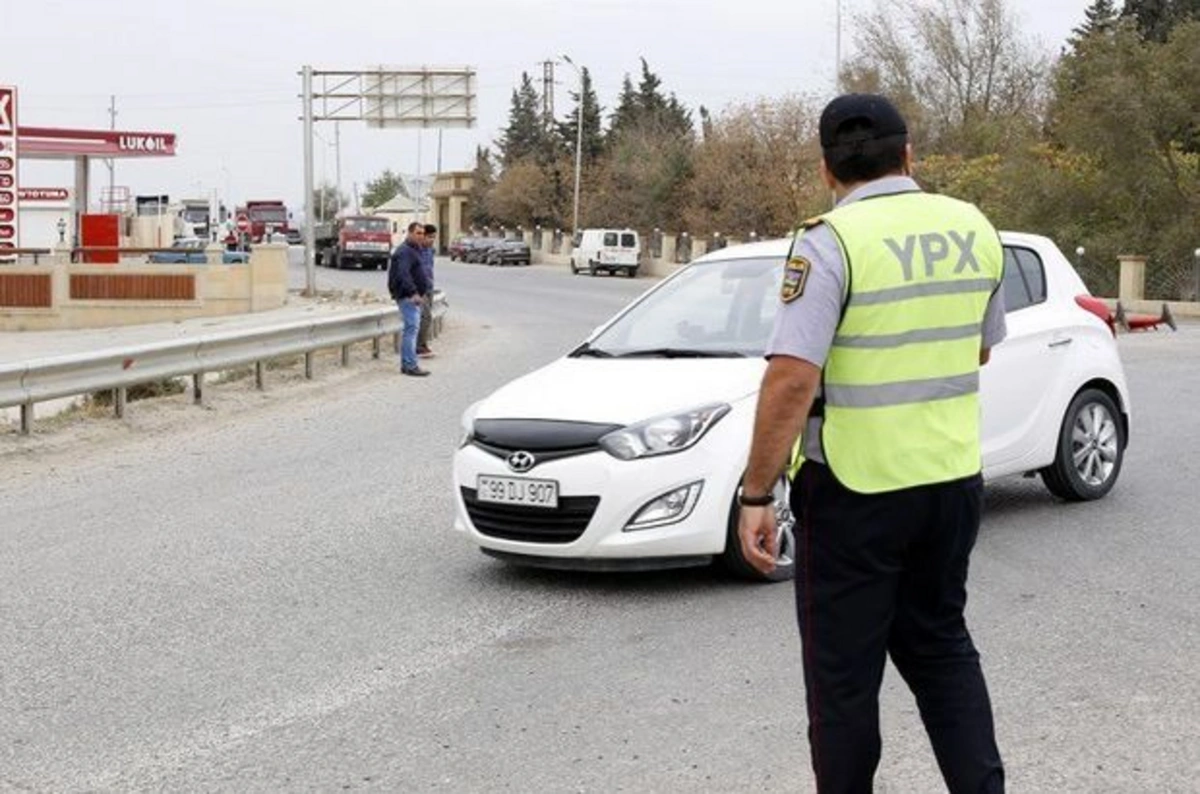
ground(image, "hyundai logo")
xmin=507 ymin=451 xmax=537 ymax=473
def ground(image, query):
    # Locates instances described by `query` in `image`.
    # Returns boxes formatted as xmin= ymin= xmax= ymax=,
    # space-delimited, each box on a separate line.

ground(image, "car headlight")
xmin=625 ymin=482 xmax=703 ymax=531
xmin=599 ymin=403 xmax=730 ymax=461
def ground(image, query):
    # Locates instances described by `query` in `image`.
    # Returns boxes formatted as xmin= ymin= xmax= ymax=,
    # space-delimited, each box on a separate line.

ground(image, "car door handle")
xmin=1049 ymin=337 xmax=1073 ymax=348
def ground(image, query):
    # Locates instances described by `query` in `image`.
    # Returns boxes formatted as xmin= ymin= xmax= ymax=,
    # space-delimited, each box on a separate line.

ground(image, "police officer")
xmin=738 ymin=94 xmax=1006 ymax=793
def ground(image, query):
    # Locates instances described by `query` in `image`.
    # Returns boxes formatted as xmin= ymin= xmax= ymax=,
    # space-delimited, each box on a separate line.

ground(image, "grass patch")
xmin=89 ymin=378 xmax=187 ymax=406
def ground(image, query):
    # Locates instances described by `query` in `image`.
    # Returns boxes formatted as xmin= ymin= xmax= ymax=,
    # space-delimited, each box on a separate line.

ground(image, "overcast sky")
xmin=3 ymin=0 xmax=1094 ymax=215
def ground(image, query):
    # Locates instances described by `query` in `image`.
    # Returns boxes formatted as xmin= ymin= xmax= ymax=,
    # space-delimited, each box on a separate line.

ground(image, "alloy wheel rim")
xmin=1072 ymin=402 xmax=1119 ymax=487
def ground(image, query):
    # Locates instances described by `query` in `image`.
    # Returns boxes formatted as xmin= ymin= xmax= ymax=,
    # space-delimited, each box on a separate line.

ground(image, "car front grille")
xmin=461 ymin=487 xmax=599 ymax=544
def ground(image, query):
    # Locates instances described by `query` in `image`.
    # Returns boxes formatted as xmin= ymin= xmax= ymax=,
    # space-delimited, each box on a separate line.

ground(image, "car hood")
xmin=474 ymin=357 xmax=766 ymax=424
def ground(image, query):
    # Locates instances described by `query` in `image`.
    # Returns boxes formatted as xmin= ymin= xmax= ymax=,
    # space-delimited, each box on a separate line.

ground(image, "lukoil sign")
xmin=118 ymin=135 xmax=171 ymax=153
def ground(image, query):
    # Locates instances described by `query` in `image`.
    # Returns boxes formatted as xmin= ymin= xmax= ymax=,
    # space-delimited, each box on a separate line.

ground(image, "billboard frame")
xmin=298 ymin=66 xmax=477 ymax=295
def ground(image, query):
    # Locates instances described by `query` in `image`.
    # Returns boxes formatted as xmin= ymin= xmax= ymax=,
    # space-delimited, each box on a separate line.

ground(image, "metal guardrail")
xmin=1 ymin=292 xmax=447 ymax=435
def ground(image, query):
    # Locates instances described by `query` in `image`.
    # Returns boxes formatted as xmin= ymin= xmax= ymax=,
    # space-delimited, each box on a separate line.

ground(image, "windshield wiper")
xmin=569 ymin=342 xmax=614 ymax=358
xmin=615 ymin=347 xmax=746 ymax=359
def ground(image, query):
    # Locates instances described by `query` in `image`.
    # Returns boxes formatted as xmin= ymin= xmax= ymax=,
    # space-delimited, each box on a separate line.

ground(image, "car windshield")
xmin=585 ymin=256 xmax=783 ymax=357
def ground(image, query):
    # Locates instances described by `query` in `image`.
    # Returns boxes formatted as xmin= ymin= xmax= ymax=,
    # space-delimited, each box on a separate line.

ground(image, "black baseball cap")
xmin=818 ymin=93 xmax=908 ymax=150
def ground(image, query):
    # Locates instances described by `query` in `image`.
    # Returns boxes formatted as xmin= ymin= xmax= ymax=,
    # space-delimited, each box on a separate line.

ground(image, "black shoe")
xmin=401 ymin=367 xmax=431 ymax=377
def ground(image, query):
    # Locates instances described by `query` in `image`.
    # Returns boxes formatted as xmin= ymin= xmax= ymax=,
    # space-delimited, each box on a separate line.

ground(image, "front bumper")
xmin=450 ymin=419 xmax=748 ymax=563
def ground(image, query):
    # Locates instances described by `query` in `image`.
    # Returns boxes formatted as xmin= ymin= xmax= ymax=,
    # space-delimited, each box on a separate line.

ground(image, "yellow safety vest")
xmin=785 ymin=191 xmax=1003 ymax=493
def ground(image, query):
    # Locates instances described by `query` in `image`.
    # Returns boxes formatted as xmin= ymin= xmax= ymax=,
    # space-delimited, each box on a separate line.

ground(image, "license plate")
xmin=477 ymin=475 xmax=559 ymax=509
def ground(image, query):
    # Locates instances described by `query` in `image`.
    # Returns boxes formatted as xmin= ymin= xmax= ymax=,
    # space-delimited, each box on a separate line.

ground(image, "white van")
xmin=570 ymin=228 xmax=641 ymax=277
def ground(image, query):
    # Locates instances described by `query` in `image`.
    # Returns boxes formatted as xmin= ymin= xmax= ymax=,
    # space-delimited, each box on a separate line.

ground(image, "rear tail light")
xmin=1075 ymin=295 xmax=1116 ymax=336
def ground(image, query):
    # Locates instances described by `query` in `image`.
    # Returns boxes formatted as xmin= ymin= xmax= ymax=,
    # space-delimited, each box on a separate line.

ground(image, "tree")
xmin=1071 ymin=0 xmax=1120 ymax=44
xmin=496 ymin=73 xmax=548 ymax=166
xmin=845 ymin=0 xmax=1050 ymax=156
xmin=467 ymin=146 xmax=496 ymax=228
xmin=608 ymin=75 xmax=640 ymax=139
xmin=684 ymin=96 xmax=828 ymax=238
xmin=311 ymin=182 xmax=347 ymax=223
xmin=589 ymin=123 xmax=694 ymax=230
xmin=1122 ymin=0 xmax=1200 ymax=41
xmin=485 ymin=158 xmax=561 ymax=228
xmin=361 ymin=169 xmax=409 ymax=210
xmin=607 ymin=59 xmax=694 ymax=141
xmin=1041 ymin=19 xmax=1200 ymax=296
xmin=557 ymin=66 xmax=604 ymax=164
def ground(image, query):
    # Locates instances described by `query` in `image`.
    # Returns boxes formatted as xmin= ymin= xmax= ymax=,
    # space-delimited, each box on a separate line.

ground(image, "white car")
xmin=452 ymin=233 xmax=1131 ymax=582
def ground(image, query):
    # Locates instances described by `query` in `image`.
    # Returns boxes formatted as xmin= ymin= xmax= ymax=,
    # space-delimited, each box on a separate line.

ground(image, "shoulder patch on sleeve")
xmin=780 ymin=255 xmax=812 ymax=303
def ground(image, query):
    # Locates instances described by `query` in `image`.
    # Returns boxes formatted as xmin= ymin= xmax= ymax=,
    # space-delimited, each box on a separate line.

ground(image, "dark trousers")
xmin=417 ymin=297 xmax=432 ymax=350
xmin=792 ymin=461 xmax=1004 ymax=794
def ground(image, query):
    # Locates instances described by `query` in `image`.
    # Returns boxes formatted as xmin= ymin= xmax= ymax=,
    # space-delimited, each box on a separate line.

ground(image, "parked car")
xmin=463 ymin=238 xmax=496 ymax=263
xmin=452 ymin=233 xmax=1131 ymax=582
xmin=570 ymin=228 xmax=641 ymax=277
xmin=150 ymin=238 xmax=250 ymax=264
xmin=449 ymin=236 xmax=476 ymax=261
xmin=486 ymin=240 xmax=532 ymax=267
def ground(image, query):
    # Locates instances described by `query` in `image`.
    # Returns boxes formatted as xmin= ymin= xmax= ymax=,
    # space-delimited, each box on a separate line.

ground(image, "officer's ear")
xmin=819 ymin=157 xmax=837 ymax=191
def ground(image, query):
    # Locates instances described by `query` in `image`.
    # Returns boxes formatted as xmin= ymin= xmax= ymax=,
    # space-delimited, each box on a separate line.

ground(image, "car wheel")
xmin=626 ymin=267 xmax=638 ymax=278
xmin=1041 ymin=387 xmax=1125 ymax=501
xmin=720 ymin=477 xmax=797 ymax=583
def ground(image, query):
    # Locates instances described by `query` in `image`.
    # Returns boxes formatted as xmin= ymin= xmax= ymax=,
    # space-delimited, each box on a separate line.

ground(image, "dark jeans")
xmin=417 ymin=296 xmax=432 ymax=350
xmin=792 ymin=461 xmax=1004 ymax=794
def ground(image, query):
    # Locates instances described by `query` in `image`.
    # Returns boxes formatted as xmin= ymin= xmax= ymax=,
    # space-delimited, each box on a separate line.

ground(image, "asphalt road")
xmin=1 ymin=257 xmax=1197 ymax=792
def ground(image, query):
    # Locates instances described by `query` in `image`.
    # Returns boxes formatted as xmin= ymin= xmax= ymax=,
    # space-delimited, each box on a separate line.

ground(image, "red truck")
xmin=235 ymin=200 xmax=291 ymax=244
xmin=314 ymin=215 xmax=395 ymax=270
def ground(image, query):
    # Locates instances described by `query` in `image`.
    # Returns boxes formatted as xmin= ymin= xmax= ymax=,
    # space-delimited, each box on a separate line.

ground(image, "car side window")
xmin=621 ymin=233 xmax=636 ymax=248
xmin=603 ymin=232 xmax=618 ymax=247
xmin=1001 ymin=246 xmax=1047 ymax=313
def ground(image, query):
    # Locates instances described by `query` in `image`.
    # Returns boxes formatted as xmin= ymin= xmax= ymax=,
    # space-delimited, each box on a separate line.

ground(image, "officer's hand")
xmin=738 ymin=505 xmax=777 ymax=576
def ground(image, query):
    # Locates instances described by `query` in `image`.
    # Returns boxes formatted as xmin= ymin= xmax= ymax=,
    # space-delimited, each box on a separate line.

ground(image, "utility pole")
xmin=301 ymin=65 xmax=316 ymax=295
xmin=541 ymin=60 xmax=556 ymax=128
xmin=416 ymin=130 xmax=423 ymax=220
xmin=334 ymin=120 xmax=342 ymax=218
xmin=105 ymin=95 xmax=117 ymax=211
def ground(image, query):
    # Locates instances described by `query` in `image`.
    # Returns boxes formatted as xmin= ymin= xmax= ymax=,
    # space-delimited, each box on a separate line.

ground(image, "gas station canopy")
xmin=18 ymin=127 xmax=177 ymax=160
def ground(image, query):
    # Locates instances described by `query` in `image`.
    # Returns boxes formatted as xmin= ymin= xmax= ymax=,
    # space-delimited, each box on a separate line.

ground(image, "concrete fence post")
xmin=1118 ymin=255 xmax=1147 ymax=303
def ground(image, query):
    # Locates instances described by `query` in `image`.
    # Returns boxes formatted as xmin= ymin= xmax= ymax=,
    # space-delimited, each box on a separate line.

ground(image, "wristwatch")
xmin=738 ymin=490 xmax=774 ymax=507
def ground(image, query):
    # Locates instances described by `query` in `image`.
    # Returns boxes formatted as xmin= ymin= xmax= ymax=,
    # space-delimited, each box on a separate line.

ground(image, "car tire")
xmin=1040 ymin=387 xmax=1125 ymax=502
xmin=626 ymin=267 xmax=638 ymax=278
xmin=720 ymin=477 xmax=797 ymax=583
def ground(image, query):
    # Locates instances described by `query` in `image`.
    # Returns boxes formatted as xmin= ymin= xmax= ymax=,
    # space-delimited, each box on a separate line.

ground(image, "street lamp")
xmin=560 ymin=54 xmax=584 ymax=236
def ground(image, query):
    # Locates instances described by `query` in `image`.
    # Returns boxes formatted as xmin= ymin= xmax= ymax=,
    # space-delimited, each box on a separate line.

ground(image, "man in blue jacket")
xmin=387 ymin=222 xmax=431 ymax=377
xmin=417 ymin=223 xmax=437 ymax=357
